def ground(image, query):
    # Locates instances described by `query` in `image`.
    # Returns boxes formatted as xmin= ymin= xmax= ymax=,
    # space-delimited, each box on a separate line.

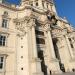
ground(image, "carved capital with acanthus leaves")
xmin=14 ymin=16 xmax=36 ymax=34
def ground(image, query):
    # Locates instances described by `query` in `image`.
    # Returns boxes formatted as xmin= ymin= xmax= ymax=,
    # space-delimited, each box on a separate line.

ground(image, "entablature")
xmin=51 ymin=28 xmax=67 ymax=38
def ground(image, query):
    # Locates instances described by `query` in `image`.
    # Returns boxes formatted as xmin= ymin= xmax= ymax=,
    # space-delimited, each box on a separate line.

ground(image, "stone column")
xmin=31 ymin=24 xmax=38 ymax=58
xmin=46 ymin=28 xmax=56 ymax=59
xmin=65 ymin=35 xmax=74 ymax=59
xmin=30 ymin=19 xmax=43 ymax=75
xmin=44 ymin=25 xmax=61 ymax=74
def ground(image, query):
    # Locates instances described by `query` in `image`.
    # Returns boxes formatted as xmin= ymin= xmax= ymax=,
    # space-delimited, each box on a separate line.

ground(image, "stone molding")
xmin=14 ymin=15 xmax=36 ymax=36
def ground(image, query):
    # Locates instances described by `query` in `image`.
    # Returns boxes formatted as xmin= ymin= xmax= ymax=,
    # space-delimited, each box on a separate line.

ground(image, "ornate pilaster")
xmin=44 ymin=24 xmax=56 ymax=60
xmin=44 ymin=24 xmax=61 ymax=74
xmin=65 ymin=35 xmax=74 ymax=59
xmin=27 ymin=18 xmax=43 ymax=75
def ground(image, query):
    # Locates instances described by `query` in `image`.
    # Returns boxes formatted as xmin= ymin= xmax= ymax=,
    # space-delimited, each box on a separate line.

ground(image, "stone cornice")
xmin=0 ymin=3 xmax=47 ymax=14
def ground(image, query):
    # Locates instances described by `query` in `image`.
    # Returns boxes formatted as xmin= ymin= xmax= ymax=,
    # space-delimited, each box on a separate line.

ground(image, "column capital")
xmin=43 ymin=24 xmax=51 ymax=32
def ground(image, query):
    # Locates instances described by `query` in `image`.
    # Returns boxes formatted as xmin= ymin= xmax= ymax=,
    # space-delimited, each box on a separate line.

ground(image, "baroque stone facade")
xmin=0 ymin=0 xmax=75 ymax=75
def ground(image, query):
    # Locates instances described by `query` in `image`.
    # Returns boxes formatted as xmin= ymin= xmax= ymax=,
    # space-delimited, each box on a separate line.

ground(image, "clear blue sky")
xmin=54 ymin=0 xmax=75 ymax=27
xmin=5 ymin=0 xmax=75 ymax=27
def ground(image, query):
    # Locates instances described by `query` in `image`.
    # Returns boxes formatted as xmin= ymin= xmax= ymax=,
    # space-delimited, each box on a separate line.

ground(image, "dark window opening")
xmin=68 ymin=38 xmax=74 ymax=48
xmin=36 ymin=38 xmax=45 ymax=44
xmin=35 ymin=30 xmax=44 ymax=36
xmin=38 ymin=50 xmax=47 ymax=75
xmin=36 ymin=2 xmax=38 ymax=6
xmin=68 ymin=38 xmax=71 ymax=41
xmin=71 ymin=44 xmax=73 ymax=48
xmin=0 ymin=57 xmax=4 ymax=69
xmin=35 ymin=19 xmax=41 ymax=26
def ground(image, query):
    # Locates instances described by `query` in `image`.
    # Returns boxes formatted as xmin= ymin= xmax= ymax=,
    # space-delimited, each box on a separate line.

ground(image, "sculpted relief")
xmin=14 ymin=16 xmax=36 ymax=36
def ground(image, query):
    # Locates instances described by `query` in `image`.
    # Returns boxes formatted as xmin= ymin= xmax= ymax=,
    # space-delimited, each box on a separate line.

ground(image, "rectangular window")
xmin=0 ymin=35 xmax=6 ymax=46
xmin=2 ymin=19 xmax=8 ymax=28
xmin=0 ymin=57 xmax=4 ymax=69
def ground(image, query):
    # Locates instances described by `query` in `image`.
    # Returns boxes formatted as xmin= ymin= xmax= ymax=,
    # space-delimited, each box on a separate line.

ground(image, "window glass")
xmin=2 ymin=19 xmax=8 ymax=28
xmin=0 ymin=57 xmax=4 ymax=69
xmin=0 ymin=35 xmax=6 ymax=46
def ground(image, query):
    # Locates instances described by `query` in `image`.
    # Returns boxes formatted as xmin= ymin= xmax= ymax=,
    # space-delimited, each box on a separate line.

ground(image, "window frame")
xmin=1 ymin=11 xmax=9 ymax=28
xmin=0 ymin=55 xmax=6 ymax=72
xmin=2 ymin=18 xmax=8 ymax=28
xmin=0 ymin=35 xmax=7 ymax=47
